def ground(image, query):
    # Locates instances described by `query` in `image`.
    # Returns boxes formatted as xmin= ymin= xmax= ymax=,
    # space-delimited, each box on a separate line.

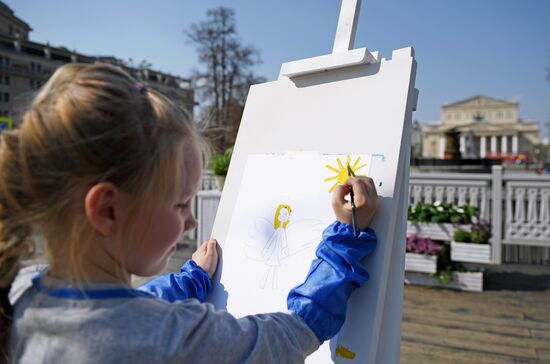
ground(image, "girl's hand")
xmin=192 ymin=239 xmax=219 ymax=278
xmin=331 ymin=176 xmax=379 ymax=231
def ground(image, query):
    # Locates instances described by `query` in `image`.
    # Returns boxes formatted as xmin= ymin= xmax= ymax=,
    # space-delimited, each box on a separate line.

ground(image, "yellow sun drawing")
xmin=324 ymin=154 xmax=367 ymax=192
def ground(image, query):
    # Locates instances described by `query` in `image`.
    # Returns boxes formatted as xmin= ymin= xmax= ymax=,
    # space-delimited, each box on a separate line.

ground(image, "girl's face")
xmin=126 ymin=144 xmax=202 ymax=277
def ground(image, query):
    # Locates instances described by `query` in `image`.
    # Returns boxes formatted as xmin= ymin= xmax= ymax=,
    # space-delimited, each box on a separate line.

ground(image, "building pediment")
xmin=443 ymin=95 xmax=517 ymax=110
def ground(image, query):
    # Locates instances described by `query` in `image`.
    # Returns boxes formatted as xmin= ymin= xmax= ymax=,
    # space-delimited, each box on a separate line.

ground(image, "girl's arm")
xmin=138 ymin=239 xmax=218 ymax=302
xmin=287 ymin=221 xmax=376 ymax=341
xmin=156 ymin=221 xmax=375 ymax=363
xmin=159 ymin=301 xmax=320 ymax=363
xmin=287 ymin=176 xmax=379 ymax=342
xmin=138 ymin=259 xmax=211 ymax=302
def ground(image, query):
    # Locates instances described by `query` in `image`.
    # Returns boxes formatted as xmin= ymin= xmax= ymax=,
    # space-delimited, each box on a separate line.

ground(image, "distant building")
xmin=411 ymin=120 xmax=423 ymax=160
xmin=0 ymin=1 xmax=193 ymax=125
xmin=422 ymin=96 xmax=540 ymax=161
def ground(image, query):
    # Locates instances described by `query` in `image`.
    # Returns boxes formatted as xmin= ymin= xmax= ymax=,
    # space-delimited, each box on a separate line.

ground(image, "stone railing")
xmin=190 ymin=169 xmax=221 ymax=247
xmin=409 ymin=166 xmax=550 ymax=264
xmin=195 ymin=166 xmax=550 ymax=265
xmin=501 ymin=173 xmax=550 ymax=264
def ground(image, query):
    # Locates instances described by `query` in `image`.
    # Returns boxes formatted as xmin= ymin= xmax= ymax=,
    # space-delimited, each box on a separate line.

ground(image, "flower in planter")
xmin=408 ymin=202 xmax=479 ymax=224
xmin=452 ymin=222 xmax=491 ymax=244
xmin=406 ymin=235 xmax=441 ymax=255
xmin=470 ymin=221 xmax=491 ymax=244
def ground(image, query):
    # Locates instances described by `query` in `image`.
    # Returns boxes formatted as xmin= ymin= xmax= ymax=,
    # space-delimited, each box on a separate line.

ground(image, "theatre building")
xmin=421 ymin=96 xmax=539 ymax=161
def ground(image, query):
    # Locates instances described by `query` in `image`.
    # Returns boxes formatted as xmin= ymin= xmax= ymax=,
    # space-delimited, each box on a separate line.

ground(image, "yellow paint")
xmin=335 ymin=345 xmax=356 ymax=360
xmin=273 ymin=204 xmax=292 ymax=229
xmin=324 ymin=155 xmax=367 ymax=192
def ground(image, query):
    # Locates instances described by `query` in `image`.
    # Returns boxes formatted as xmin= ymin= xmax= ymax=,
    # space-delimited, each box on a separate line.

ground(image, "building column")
xmin=491 ymin=135 xmax=497 ymax=155
xmin=460 ymin=135 xmax=465 ymax=155
xmin=439 ymin=136 xmax=446 ymax=158
xmin=480 ymin=136 xmax=486 ymax=158
xmin=512 ymin=135 xmax=518 ymax=155
xmin=501 ymin=136 xmax=508 ymax=154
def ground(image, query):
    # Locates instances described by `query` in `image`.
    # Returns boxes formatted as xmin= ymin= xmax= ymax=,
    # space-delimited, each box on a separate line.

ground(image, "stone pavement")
xmin=21 ymin=239 xmax=550 ymax=363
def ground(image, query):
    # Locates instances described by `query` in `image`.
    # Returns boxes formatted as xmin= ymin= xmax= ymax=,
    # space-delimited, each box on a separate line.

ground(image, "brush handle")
xmin=349 ymin=187 xmax=358 ymax=238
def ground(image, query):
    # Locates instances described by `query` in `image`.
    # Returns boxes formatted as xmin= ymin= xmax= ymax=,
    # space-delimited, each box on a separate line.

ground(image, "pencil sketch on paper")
xmin=324 ymin=154 xmax=367 ymax=192
xmin=245 ymin=203 xmax=325 ymax=289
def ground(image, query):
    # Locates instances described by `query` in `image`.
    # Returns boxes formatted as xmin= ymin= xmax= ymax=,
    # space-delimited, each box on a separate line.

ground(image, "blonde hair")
xmin=273 ymin=204 xmax=292 ymax=229
xmin=0 ymin=63 xmax=203 ymax=359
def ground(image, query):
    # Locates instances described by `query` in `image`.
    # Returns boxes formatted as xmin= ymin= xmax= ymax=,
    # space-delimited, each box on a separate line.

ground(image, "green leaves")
xmin=452 ymin=223 xmax=491 ymax=244
xmin=408 ymin=202 xmax=479 ymax=224
xmin=452 ymin=228 xmax=471 ymax=242
xmin=209 ymin=147 xmax=233 ymax=176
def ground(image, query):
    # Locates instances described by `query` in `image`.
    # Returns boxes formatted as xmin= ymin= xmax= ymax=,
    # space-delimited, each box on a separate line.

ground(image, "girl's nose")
xmin=185 ymin=215 xmax=197 ymax=232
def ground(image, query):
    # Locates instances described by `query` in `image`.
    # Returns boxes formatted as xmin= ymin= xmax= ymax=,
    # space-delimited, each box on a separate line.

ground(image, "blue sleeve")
xmin=138 ymin=260 xmax=212 ymax=303
xmin=287 ymin=221 xmax=377 ymax=342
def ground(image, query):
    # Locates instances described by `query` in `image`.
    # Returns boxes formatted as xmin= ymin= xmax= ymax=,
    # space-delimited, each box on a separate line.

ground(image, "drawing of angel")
xmin=245 ymin=203 xmax=325 ymax=289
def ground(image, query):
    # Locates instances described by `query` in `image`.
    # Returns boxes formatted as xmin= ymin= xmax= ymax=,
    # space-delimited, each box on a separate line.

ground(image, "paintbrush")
xmin=347 ymin=164 xmax=358 ymax=238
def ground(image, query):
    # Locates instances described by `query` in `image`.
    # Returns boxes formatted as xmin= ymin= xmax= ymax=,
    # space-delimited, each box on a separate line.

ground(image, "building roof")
xmin=0 ymin=1 xmax=32 ymax=33
xmin=442 ymin=95 xmax=517 ymax=109
xmin=0 ymin=1 xmax=190 ymax=86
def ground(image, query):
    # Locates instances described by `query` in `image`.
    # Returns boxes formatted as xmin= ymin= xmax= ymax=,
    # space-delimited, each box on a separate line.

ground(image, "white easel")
xmin=209 ymin=1 xmax=418 ymax=362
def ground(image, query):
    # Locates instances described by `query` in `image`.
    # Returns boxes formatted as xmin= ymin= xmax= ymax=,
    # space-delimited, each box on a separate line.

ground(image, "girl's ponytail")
xmin=0 ymin=131 xmax=32 ymax=361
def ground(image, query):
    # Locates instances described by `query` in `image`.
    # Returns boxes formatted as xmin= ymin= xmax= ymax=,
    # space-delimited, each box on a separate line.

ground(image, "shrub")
xmin=470 ymin=222 xmax=491 ymax=244
xmin=452 ymin=229 xmax=471 ymax=243
xmin=435 ymin=244 xmax=466 ymax=284
xmin=209 ymin=147 xmax=233 ymax=176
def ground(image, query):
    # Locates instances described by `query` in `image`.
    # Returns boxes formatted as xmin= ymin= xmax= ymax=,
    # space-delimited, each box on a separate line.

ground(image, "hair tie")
xmin=135 ymin=82 xmax=145 ymax=92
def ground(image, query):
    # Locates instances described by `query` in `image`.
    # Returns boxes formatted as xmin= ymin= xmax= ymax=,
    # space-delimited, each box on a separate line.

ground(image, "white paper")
xmin=210 ymin=152 xmax=372 ymax=358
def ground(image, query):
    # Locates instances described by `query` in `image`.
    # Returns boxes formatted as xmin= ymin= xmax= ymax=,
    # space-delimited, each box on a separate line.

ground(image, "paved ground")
xmin=23 ymin=240 xmax=550 ymax=363
xmin=401 ymin=286 xmax=550 ymax=363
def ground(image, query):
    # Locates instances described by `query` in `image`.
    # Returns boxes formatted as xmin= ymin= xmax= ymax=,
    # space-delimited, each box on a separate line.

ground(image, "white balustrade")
xmin=504 ymin=182 xmax=550 ymax=244
xmin=408 ymin=167 xmax=550 ymax=265
xmin=196 ymin=167 xmax=550 ymax=265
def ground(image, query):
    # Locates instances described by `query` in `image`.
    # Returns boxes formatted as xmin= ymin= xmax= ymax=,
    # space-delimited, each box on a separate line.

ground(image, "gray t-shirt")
xmin=9 ymin=266 xmax=320 ymax=363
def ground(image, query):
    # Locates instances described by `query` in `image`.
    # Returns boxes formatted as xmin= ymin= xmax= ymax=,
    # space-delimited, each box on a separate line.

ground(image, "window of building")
xmin=497 ymin=112 xmax=503 ymax=119
xmin=5 ymin=76 xmax=9 ymax=85
xmin=30 ymin=62 xmax=42 ymax=73
xmin=3 ymin=93 xmax=9 ymax=102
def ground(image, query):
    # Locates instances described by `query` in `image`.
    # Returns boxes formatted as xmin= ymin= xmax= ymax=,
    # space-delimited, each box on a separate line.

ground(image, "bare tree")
xmin=186 ymin=7 xmax=264 ymax=150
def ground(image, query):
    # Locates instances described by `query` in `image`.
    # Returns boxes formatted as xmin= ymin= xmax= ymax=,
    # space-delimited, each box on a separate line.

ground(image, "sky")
xmin=5 ymin=0 xmax=550 ymax=136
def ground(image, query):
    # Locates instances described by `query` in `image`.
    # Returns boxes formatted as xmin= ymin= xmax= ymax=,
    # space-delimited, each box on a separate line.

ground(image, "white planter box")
xmin=405 ymin=271 xmax=483 ymax=292
xmin=451 ymin=241 xmax=492 ymax=264
xmin=405 ymin=253 xmax=437 ymax=274
xmin=407 ymin=222 xmax=471 ymax=241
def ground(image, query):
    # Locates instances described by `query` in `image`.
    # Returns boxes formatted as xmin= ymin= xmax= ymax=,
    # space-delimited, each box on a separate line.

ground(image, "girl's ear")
xmin=84 ymin=182 xmax=120 ymax=236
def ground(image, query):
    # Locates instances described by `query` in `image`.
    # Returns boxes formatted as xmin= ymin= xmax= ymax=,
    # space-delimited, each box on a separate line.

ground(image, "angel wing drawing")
xmin=244 ymin=203 xmax=325 ymax=289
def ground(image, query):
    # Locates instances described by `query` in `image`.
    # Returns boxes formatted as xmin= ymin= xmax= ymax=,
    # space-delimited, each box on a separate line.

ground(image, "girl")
xmin=0 ymin=63 xmax=378 ymax=363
